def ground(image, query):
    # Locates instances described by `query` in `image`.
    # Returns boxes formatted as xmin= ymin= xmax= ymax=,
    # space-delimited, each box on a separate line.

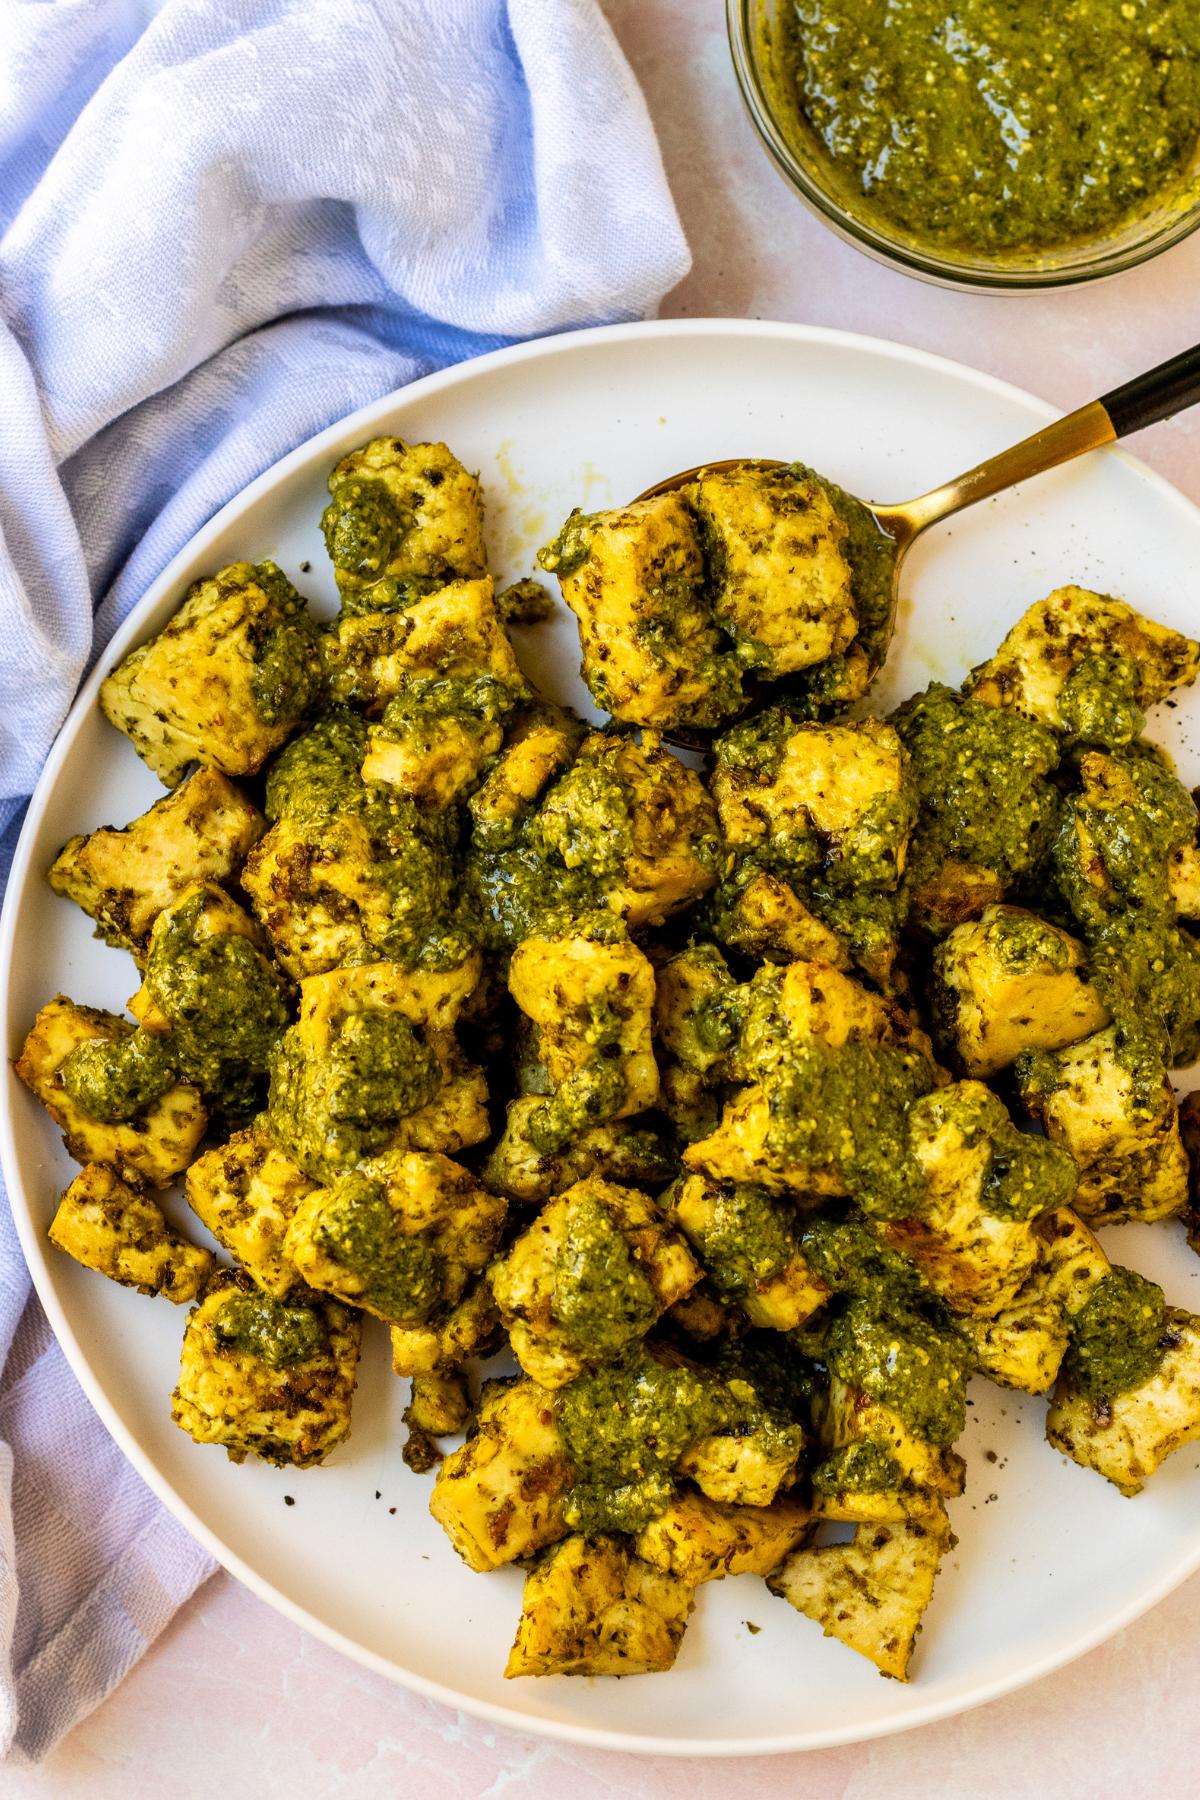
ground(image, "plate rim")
xmin=5 ymin=314 xmax=1200 ymax=1758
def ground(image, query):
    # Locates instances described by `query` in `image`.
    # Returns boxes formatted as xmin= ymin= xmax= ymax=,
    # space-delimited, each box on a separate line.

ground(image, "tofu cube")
xmin=322 ymin=438 xmax=487 ymax=614
xmin=670 ymin=1173 xmax=828 ymax=1329
xmin=390 ymin=1279 xmax=500 ymax=1377
xmin=768 ymin=1502 xmax=952 ymax=1681
xmin=489 ymin=1177 xmax=701 ymax=1386
xmin=505 ymin=1534 xmax=695 ymax=1678
xmin=683 ymin=461 xmax=857 ymax=675
xmin=50 ymin=1164 xmax=212 ymax=1302
xmin=429 ymin=1378 xmax=572 ymax=1571
xmin=285 ymin=1152 xmax=506 ymax=1327
xmin=1047 ymin=1311 xmax=1200 ymax=1495
xmin=507 ymin=934 xmax=658 ymax=1152
xmin=324 ymin=576 xmax=525 ymax=711
xmin=634 ymin=1489 xmax=811 ymax=1585
xmin=171 ymin=1269 xmax=361 ymax=1467
xmin=538 ymin=493 xmax=740 ymax=729
xmin=966 ymin=586 xmax=1199 ymax=738
xmin=16 ymin=996 xmax=206 ymax=1188
xmin=100 ymin=561 xmax=323 ymax=784
xmin=480 ymin=1095 xmax=675 ymax=1206
xmin=933 ymin=905 xmax=1110 ymax=1078
xmin=185 ymin=1126 xmax=316 ymax=1298
xmin=1016 ymin=1025 xmax=1188 ymax=1225
xmin=468 ymin=709 xmax=580 ymax=848
xmin=536 ymin=731 xmax=720 ymax=927
xmin=48 ymin=767 xmax=264 ymax=958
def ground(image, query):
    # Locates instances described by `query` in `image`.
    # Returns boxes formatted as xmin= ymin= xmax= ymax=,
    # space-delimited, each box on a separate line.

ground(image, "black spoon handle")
xmin=1100 ymin=342 xmax=1200 ymax=438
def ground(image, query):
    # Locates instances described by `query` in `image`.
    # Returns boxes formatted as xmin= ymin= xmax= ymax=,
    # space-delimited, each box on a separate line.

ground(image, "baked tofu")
xmin=966 ymin=586 xmax=1199 ymax=740
xmin=361 ymin=706 xmax=508 ymax=812
xmin=480 ymin=1096 xmax=675 ymax=1205
xmin=489 ymin=1178 xmax=701 ymax=1386
xmin=933 ymin=906 xmax=1109 ymax=1078
xmin=536 ymin=731 xmax=720 ymax=927
xmin=1047 ymin=1311 xmax=1200 ymax=1495
xmin=507 ymin=934 xmax=659 ymax=1153
xmin=100 ymin=561 xmax=323 ymax=784
xmin=268 ymin=959 xmax=489 ymax=1180
xmin=16 ymin=996 xmax=206 ymax=1188
xmin=171 ymin=1269 xmax=361 ymax=1467
xmin=539 ymin=493 xmax=740 ymax=729
xmin=48 ymin=768 xmax=264 ymax=958
xmin=429 ymin=1378 xmax=572 ymax=1572
xmin=324 ymin=576 xmax=524 ymax=712
xmin=50 ymin=1163 xmax=212 ymax=1302
xmin=683 ymin=462 xmax=857 ymax=675
xmin=390 ymin=1279 xmax=500 ymax=1378
xmin=1016 ymin=1025 xmax=1188 ymax=1225
xmin=285 ymin=1152 xmax=506 ymax=1327
xmin=467 ymin=708 xmax=580 ymax=848
xmin=322 ymin=438 xmax=487 ymax=614
xmin=242 ymin=812 xmax=400 ymax=979
xmin=715 ymin=717 xmax=911 ymax=888
xmin=506 ymin=1534 xmax=695 ymax=1678
xmin=185 ymin=1126 xmax=315 ymax=1298
xmin=635 ymin=1489 xmax=810 ymax=1585
xmin=712 ymin=867 xmax=851 ymax=968
xmin=675 ymin=1417 xmax=803 ymax=1509
xmin=768 ymin=1502 xmax=952 ymax=1681
xmin=669 ymin=1173 xmax=828 ymax=1329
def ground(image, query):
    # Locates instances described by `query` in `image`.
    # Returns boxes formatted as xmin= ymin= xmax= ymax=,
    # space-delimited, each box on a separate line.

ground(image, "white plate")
xmin=5 ymin=319 xmax=1200 ymax=1758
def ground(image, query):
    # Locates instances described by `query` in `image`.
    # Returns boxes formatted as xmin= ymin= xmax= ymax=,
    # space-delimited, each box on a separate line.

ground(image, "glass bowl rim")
xmin=726 ymin=0 xmax=1200 ymax=294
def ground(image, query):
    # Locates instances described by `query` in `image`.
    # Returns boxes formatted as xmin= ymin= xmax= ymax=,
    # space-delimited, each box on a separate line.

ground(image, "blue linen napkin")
xmin=0 ymin=0 xmax=689 ymax=1759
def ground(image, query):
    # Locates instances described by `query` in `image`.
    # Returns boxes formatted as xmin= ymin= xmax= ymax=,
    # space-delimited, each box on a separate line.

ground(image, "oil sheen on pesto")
xmin=768 ymin=0 xmax=1200 ymax=255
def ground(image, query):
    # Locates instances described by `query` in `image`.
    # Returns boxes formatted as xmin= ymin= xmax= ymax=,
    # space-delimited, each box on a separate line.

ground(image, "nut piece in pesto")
xmin=47 ymin=767 xmax=264 ymax=960
xmin=489 ymin=1177 xmax=701 ymax=1387
xmin=100 ymin=560 xmax=323 ymax=785
xmin=966 ymin=587 xmax=1199 ymax=744
xmin=50 ymin=1163 xmax=213 ymax=1303
xmin=322 ymin=438 xmax=486 ymax=616
xmin=507 ymin=933 xmax=659 ymax=1155
xmin=285 ymin=1151 xmax=506 ymax=1329
xmin=16 ymin=995 xmax=207 ymax=1190
xmin=172 ymin=1269 xmax=361 ymax=1468
xmin=505 ymin=1534 xmax=695 ymax=1679
xmin=1016 ymin=1023 xmax=1189 ymax=1227
xmin=932 ymin=905 xmax=1110 ymax=1079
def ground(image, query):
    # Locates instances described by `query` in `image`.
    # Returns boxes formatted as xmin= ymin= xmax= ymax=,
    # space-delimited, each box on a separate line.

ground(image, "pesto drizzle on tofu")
xmin=552 ymin=1190 xmax=659 ymax=1358
xmin=1063 ymin=1268 xmax=1169 ymax=1401
xmin=211 ymin=1292 xmax=329 ymax=1368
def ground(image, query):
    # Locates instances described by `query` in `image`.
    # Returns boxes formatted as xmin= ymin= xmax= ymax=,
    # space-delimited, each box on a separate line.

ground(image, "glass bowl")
xmin=727 ymin=0 xmax=1200 ymax=292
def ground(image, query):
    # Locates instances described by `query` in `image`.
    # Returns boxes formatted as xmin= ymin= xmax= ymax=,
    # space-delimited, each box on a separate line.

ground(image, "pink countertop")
xmin=25 ymin=2 xmax=1200 ymax=1792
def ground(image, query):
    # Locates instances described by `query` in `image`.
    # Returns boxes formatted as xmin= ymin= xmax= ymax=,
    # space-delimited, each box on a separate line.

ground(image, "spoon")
xmin=636 ymin=339 xmax=1200 ymax=719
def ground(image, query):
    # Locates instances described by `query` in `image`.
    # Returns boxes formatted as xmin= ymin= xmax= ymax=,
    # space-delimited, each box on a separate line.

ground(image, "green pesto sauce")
xmin=766 ymin=1036 xmax=935 ymax=1218
xmin=145 ymin=899 xmax=291 ymax=1124
xmin=266 ymin=713 xmax=476 ymax=971
xmin=1064 ymin=1267 xmax=1168 ymax=1401
xmin=527 ymin=1007 xmax=631 ymax=1155
xmin=1052 ymin=742 xmax=1197 ymax=932
xmin=908 ymin=1084 xmax=1077 ymax=1220
xmin=986 ymin=911 xmax=1072 ymax=973
xmin=686 ymin=1181 xmax=797 ymax=1301
xmin=1057 ymin=653 xmax=1145 ymax=748
xmin=552 ymin=1190 xmax=659 ymax=1359
xmin=825 ymin=1297 xmax=970 ymax=1446
xmin=245 ymin=562 xmax=325 ymax=727
xmin=268 ymin=1009 xmax=441 ymax=1179
xmin=314 ymin=1175 xmax=443 ymax=1324
xmin=496 ymin=577 xmax=555 ymax=626
xmin=800 ymin=1211 xmax=930 ymax=1308
xmin=555 ymin=1350 xmax=801 ymax=1535
xmin=61 ymin=1029 xmax=178 ymax=1124
xmin=377 ymin=672 xmax=525 ymax=734
xmin=716 ymin=1330 xmax=820 ymax=1420
xmin=1088 ymin=915 xmax=1200 ymax=1067
xmin=793 ymin=464 xmax=899 ymax=688
xmin=894 ymin=682 xmax=1060 ymax=892
xmin=211 ymin=1292 xmax=329 ymax=1368
xmin=538 ymin=509 xmax=593 ymax=579
xmin=811 ymin=1438 xmax=903 ymax=1496
xmin=321 ymin=477 xmax=444 ymax=616
xmin=768 ymin=0 xmax=1200 ymax=255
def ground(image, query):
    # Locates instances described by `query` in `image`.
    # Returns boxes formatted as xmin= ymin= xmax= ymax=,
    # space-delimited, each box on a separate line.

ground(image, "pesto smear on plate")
xmin=768 ymin=0 xmax=1200 ymax=254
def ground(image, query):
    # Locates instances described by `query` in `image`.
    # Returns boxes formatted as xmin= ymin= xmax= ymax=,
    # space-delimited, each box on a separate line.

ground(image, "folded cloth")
xmin=0 ymin=0 xmax=688 ymax=1760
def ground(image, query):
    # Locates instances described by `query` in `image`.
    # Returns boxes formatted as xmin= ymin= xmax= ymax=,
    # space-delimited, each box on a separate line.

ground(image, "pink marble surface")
xmin=24 ymin=1 xmax=1200 ymax=1790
